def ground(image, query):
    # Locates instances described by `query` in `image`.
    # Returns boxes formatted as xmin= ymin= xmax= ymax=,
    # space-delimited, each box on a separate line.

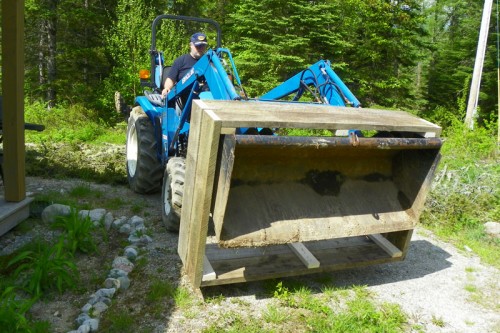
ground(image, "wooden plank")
xmin=2 ymin=0 xmax=26 ymax=202
xmin=178 ymin=101 xmax=221 ymax=288
xmin=368 ymin=234 xmax=402 ymax=258
xmin=201 ymin=241 xmax=403 ymax=287
xmin=191 ymin=100 xmax=442 ymax=136
xmin=288 ymin=242 xmax=320 ymax=268
xmin=211 ymin=135 xmax=236 ymax=238
xmin=0 ymin=197 xmax=33 ymax=237
xmin=386 ymin=230 xmax=414 ymax=259
xmin=202 ymin=255 xmax=216 ymax=281
xmin=205 ymin=236 xmax=371 ymax=261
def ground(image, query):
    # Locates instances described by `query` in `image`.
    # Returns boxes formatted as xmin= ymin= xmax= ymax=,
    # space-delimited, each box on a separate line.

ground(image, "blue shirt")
xmin=167 ymin=53 xmax=198 ymax=83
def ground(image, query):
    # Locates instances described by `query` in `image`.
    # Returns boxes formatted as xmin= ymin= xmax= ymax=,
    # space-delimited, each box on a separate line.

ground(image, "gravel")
xmin=1 ymin=176 xmax=499 ymax=332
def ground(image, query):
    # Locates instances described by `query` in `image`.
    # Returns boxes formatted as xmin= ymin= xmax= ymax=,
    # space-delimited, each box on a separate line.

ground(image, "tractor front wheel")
xmin=126 ymin=106 xmax=163 ymax=194
xmin=161 ymin=157 xmax=185 ymax=232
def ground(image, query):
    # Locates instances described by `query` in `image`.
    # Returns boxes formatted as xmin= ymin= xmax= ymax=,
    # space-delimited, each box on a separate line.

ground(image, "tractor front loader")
xmin=121 ymin=15 xmax=442 ymax=288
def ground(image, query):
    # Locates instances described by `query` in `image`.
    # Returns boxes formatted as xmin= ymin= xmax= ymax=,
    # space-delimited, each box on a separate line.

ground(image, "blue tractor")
xmin=121 ymin=15 xmax=363 ymax=231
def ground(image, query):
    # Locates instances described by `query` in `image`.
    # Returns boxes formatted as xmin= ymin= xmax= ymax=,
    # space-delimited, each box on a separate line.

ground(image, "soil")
xmin=1 ymin=176 xmax=499 ymax=333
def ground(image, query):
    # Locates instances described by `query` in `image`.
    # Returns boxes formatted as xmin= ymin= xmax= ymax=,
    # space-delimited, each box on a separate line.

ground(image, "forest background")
xmin=0 ymin=0 xmax=499 ymax=131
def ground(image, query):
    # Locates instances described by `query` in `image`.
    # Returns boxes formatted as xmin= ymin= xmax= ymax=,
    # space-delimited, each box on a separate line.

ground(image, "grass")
xmin=431 ymin=315 xmax=445 ymax=328
xmin=146 ymin=279 xmax=176 ymax=302
xmin=202 ymin=281 xmax=408 ymax=333
xmin=25 ymin=101 xmax=125 ymax=145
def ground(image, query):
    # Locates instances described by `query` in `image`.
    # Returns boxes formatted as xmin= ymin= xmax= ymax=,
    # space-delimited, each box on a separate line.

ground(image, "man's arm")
xmin=162 ymin=77 xmax=175 ymax=96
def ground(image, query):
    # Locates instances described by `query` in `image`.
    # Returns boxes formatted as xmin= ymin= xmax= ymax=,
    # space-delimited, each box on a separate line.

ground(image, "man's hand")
xmin=162 ymin=87 xmax=170 ymax=97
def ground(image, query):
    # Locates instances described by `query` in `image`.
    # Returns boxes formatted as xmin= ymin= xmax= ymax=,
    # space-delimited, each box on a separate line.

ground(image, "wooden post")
xmin=2 ymin=0 xmax=26 ymax=202
xmin=465 ymin=0 xmax=493 ymax=130
xmin=178 ymin=101 xmax=221 ymax=287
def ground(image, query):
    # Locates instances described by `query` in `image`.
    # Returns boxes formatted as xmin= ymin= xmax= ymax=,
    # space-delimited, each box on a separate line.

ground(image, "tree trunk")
xmin=46 ymin=2 xmax=57 ymax=108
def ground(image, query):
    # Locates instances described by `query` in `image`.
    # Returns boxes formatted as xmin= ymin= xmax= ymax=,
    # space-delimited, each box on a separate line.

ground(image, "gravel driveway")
xmin=329 ymin=228 xmax=499 ymax=333
xmin=1 ymin=177 xmax=498 ymax=332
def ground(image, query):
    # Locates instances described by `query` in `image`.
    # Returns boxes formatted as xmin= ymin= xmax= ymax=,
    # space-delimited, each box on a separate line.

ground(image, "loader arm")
xmin=135 ymin=48 xmax=245 ymax=161
xmin=259 ymin=60 xmax=361 ymax=107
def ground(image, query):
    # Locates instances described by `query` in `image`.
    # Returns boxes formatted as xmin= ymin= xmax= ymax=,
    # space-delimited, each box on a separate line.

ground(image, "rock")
xmin=124 ymin=246 xmax=138 ymax=261
xmin=87 ymin=295 xmax=100 ymax=305
xmin=75 ymin=313 xmax=91 ymax=326
xmin=92 ymin=301 xmax=109 ymax=316
xmin=104 ymin=212 xmax=114 ymax=230
xmin=128 ymin=234 xmax=153 ymax=245
xmin=130 ymin=215 xmax=145 ymax=227
xmin=77 ymin=323 xmax=90 ymax=333
xmin=104 ymin=278 xmax=120 ymax=289
xmin=108 ymin=269 xmax=128 ymax=279
xmin=94 ymin=288 xmax=116 ymax=298
xmin=83 ymin=318 xmax=99 ymax=332
xmin=112 ymin=256 xmax=134 ymax=273
xmin=81 ymin=303 xmax=92 ymax=313
xmin=79 ymin=208 xmax=107 ymax=224
xmin=484 ymin=222 xmax=500 ymax=238
xmin=117 ymin=275 xmax=131 ymax=290
xmin=100 ymin=297 xmax=112 ymax=306
xmin=41 ymin=204 xmax=71 ymax=223
xmin=112 ymin=216 xmax=128 ymax=229
xmin=119 ymin=223 xmax=132 ymax=234
xmin=132 ymin=224 xmax=146 ymax=234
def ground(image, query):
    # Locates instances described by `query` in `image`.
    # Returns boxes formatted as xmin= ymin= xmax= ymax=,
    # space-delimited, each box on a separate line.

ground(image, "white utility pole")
xmin=465 ymin=0 xmax=493 ymax=130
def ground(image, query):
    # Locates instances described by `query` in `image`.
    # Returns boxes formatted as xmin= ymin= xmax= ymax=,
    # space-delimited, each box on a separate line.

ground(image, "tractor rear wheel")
xmin=126 ymin=106 xmax=163 ymax=194
xmin=162 ymin=157 xmax=185 ymax=232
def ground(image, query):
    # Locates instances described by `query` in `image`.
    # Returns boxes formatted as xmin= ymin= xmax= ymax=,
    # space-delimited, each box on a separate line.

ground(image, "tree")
xmin=226 ymin=0 xmax=350 ymax=97
xmin=25 ymin=0 xmax=59 ymax=108
xmin=424 ymin=0 xmax=484 ymax=119
xmin=24 ymin=0 xmax=117 ymax=109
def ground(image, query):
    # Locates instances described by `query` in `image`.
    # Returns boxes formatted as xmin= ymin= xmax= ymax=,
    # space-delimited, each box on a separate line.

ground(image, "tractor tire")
xmin=161 ymin=157 xmax=186 ymax=232
xmin=126 ymin=106 xmax=163 ymax=194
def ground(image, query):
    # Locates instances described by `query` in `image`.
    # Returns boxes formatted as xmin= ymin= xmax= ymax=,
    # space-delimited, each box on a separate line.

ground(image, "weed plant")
xmin=0 ymin=286 xmax=34 ymax=332
xmin=7 ymin=238 xmax=78 ymax=297
xmin=50 ymin=208 xmax=97 ymax=255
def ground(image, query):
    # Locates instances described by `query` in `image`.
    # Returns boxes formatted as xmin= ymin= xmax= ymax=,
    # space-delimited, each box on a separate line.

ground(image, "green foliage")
xmin=24 ymin=101 xmax=123 ymax=144
xmin=205 ymin=281 xmax=407 ymax=332
xmin=100 ymin=310 xmax=136 ymax=333
xmin=421 ymin=120 xmax=499 ymax=267
xmin=24 ymin=0 xmax=115 ymax=108
xmin=146 ymin=279 xmax=176 ymax=302
xmin=50 ymin=208 xmax=97 ymax=255
xmin=0 ymin=287 xmax=34 ymax=333
xmin=16 ymin=0 xmax=499 ymax=123
xmin=440 ymin=119 xmax=497 ymax=167
xmin=100 ymin=0 xmax=160 ymax=109
xmin=7 ymin=239 xmax=78 ymax=297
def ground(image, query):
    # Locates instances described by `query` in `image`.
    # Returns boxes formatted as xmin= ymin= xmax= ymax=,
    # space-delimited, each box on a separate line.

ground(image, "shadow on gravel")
xmin=201 ymin=239 xmax=452 ymax=299
xmin=328 ymin=239 xmax=452 ymax=288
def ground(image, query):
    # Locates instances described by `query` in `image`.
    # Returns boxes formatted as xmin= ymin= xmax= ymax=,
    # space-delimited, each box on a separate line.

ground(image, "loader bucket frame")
xmin=178 ymin=100 xmax=442 ymax=288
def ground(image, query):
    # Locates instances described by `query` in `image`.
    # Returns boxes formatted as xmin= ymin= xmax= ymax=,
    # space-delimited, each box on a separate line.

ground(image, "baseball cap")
xmin=190 ymin=32 xmax=208 ymax=46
